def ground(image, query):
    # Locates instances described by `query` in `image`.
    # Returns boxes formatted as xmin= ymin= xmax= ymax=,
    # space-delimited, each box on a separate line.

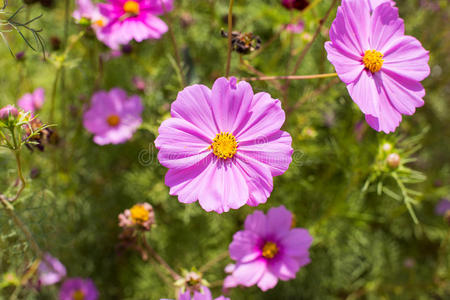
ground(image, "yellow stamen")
xmin=94 ymin=19 xmax=105 ymax=27
xmin=262 ymin=242 xmax=279 ymax=259
xmin=211 ymin=132 xmax=238 ymax=160
xmin=363 ymin=49 xmax=384 ymax=73
xmin=72 ymin=290 xmax=85 ymax=300
xmin=106 ymin=114 xmax=120 ymax=127
xmin=123 ymin=1 xmax=140 ymax=15
xmin=130 ymin=205 xmax=149 ymax=224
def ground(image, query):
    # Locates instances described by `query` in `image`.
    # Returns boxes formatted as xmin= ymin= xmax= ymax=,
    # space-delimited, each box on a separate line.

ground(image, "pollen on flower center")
xmin=106 ymin=114 xmax=121 ymax=127
xmin=72 ymin=290 xmax=85 ymax=300
xmin=262 ymin=241 xmax=279 ymax=259
xmin=211 ymin=132 xmax=238 ymax=159
xmin=363 ymin=49 xmax=384 ymax=73
xmin=123 ymin=0 xmax=140 ymax=15
xmin=94 ymin=19 xmax=105 ymax=27
xmin=130 ymin=204 xmax=149 ymax=224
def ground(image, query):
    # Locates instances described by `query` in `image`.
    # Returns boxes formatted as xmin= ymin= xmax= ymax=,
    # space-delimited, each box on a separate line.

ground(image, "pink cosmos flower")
xmin=325 ymin=0 xmax=430 ymax=133
xmin=98 ymin=0 xmax=173 ymax=50
xmin=155 ymin=77 xmax=293 ymax=213
xmin=17 ymin=88 xmax=45 ymax=113
xmin=0 ymin=105 xmax=18 ymax=119
xmin=73 ymin=0 xmax=110 ymax=42
xmin=37 ymin=253 xmax=67 ymax=286
xmin=59 ymin=278 xmax=99 ymax=300
xmin=83 ymin=88 xmax=143 ymax=145
xmin=118 ymin=202 xmax=155 ymax=231
xmin=435 ymin=199 xmax=450 ymax=216
xmin=225 ymin=206 xmax=312 ymax=291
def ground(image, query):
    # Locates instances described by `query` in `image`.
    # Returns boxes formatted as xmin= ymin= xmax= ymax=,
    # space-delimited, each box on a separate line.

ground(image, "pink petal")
xmin=232 ymin=259 xmax=267 ymax=287
xmin=210 ymin=77 xmax=253 ymax=133
xmin=266 ymin=206 xmax=292 ymax=240
xmin=347 ymin=70 xmax=380 ymax=117
xmin=256 ymin=271 xmax=279 ymax=291
xmin=238 ymin=130 xmax=293 ymax=177
xmin=244 ymin=210 xmax=267 ymax=236
xmin=229 ymin=231 xmax=262 ymax=263
xmin=281 ymin=228 xmax=313 ymax=257
xmin=171 ymin=84 xmax=218 ymax=138
xmin=268 ymin=255 xmax=300 ymax=281
xmin=370 ymin=3 xmax=404 ymax=51
xmin=382 ymin=36 xmax=430 ymax=81
xmin=325 ymin=41 xmax=364 ymax=84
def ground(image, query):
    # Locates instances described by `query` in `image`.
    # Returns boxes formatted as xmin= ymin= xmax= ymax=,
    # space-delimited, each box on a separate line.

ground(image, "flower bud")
xmin=386 ymin=153 xmax=400 ymax=169
xmin=281 ymin=0 xmax=310 ymax=11
xmin=382 ymin=142 xmax=393 ymax=152
xmin=0 ymin=105 xmax=19 ymax=119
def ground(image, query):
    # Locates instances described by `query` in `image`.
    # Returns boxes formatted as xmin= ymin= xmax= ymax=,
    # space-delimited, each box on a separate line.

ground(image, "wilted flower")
xmin=17 ymin=88 xmax=45 ymax=113
xmin=97 ymin=0 xmax=173 ymax=50
xmin=83 ymin=88 xmax=143 ymax=145
xmin=281 ymin=0 xmax=310 ymax=11
xmin=0 ymin=105 xmax=19 ymax=119
xmin=37 ymin=253 xmax=67 ymax=286
xmin=59 ymin=278 xmax=98 ymax=300
xmin=24 ymin=118 xmax=56 ymax=152
xmin=325 ymin=0 xmax=430 ymax=133
xmin=435 ymin=199 xmax=450 ymax=216
xmin=225 ymin=206 xmax=313 ymax=291
xmin=118 ymin=202 xmax=155 ymax=231
xmin=155 ymin=77 xmax=293 ymax=213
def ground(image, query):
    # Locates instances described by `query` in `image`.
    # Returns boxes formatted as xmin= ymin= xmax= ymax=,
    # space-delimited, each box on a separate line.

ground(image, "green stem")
xmin=141 ymin=235 xmax=181 ymax=280
xmin=10 ymin=151 xmax=25 ymax=202
xmin=199 ymin=250 xmax=229 ymax=273
xmin=225 ymin=0 xmax=235 ymax=78
xmin=240 ymin=73 xmax=338 ymax=81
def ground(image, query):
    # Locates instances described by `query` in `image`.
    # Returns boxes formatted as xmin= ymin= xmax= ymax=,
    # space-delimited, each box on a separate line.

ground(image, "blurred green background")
xmin=0 ymin=0 xmax=449 ymax=299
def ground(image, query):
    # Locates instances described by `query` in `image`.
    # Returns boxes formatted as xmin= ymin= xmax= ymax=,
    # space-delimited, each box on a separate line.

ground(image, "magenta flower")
xmin=17 ymin=88 xmax=45 ymax=113
xmin=73 ymin=0 xmax=110 ymax=42
xmin=59 ymin=278 xmax=98 ymax=300
xmin=226 ymin=206 xmax=312 ymax=291
xmin=98 ymin=0 xmax=173 ymax=50
xmin=325 ymin=0 xmax=430 ymax=133
xmin=83 ymin=88 xmax=143 ymax=145
xmin=155 ymin=77 xmax=293 ymax=213
xmin=284 ymin=20 xmax=305 ymax=34
xmin=0 ymin=105 xmax=18 ymax=119
xmin=37 ymin=253 xmax=67 ymax=286
xmin=435 ymin=199 xmax=450 ymax=216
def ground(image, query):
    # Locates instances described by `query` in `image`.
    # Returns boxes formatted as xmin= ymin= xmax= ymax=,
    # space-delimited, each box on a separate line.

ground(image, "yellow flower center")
xmin=123 ymin=1 xmax=140 ymax=15
xmin=262 ymin=242 xmax=279 ymax=259
xmin=72 ymin=290 xmax=85 ymax=300
xmin=106 ymin=114 xmax=121 ymax=127
xmin=211 ymin=132 xmax=238 ymax=160
xmin=130 ymin=205 xmax=149 ymax=224
xmin=94 ymin=19 xmax=105 ymax=27
xmin=363 ymin=50 xmax=384 ymax=73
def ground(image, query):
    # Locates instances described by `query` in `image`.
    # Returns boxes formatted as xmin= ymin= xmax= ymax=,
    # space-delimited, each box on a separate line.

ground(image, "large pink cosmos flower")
xmin=98 ymin=0 xmax=173 ymax=50
xmin=83 ymin=88 xmax=143 ymax=145
xmin=17 ymin=88 xmax=45 ymax=114
xmin=73 ymin=0 xmax=110 ymax=42
xmin=225 ymin=206 xmax=312 ymax=291
xmin=155 ymin=77 xmax=293 ymax=214
xmin=325 ymin=0 xmax=430 ymax=133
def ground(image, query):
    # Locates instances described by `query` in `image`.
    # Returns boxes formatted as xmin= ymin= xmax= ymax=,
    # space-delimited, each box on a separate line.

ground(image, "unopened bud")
xmin=387 ymin=153 xmax=400 ymax=169
xmin=0 ymin=105 xmax=19 ymax=119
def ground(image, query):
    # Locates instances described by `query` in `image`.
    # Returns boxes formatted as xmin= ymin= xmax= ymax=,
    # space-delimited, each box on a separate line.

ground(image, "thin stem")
xmin=225 ymin=0 xmax=234 ymax=78
xmin=240 ymin=73 xmax=338 ymax=81
xmin=199 ymin=250 xmax=229 ymax=273
xmin=141 ymin=236 xmax=181 ymax=281
xmin=0 ymin=195 xmax=42 ymax=257
xmin=160 ymin=0 xmax=185 ymax=88
xmin=49 ymin=67 xmax=61 ymax=123
xmin=10 ymin=151 xmax=25 ymax=202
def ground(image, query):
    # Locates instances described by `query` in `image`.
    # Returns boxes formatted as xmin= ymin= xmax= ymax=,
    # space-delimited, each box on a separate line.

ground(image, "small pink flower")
xmin=83 ymin=88 xmax=143 ymax=145
xmin=17 ymin=88 xmax=45 ymax=113
xmin=155 ymin=77 xmax=293 ymax=213
xmin=98 ymin=0 xmax=173 ymax=50
xmin=325 ymin=0 xmax=430 ymax=133
xmin=226 ymin=206 xmax=313 ymax=291
xmin=0 ymin=105 xmax=18 ymax=119
xmin=38 ymin=253 xmax=67 ymax=286
xmin=73 ymin=0 xmax=110 ymax=43
xmin=59 ymin=278 xmax=98 ymax=300
xmin=284 ymin=20 xmax=305 ymax=34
